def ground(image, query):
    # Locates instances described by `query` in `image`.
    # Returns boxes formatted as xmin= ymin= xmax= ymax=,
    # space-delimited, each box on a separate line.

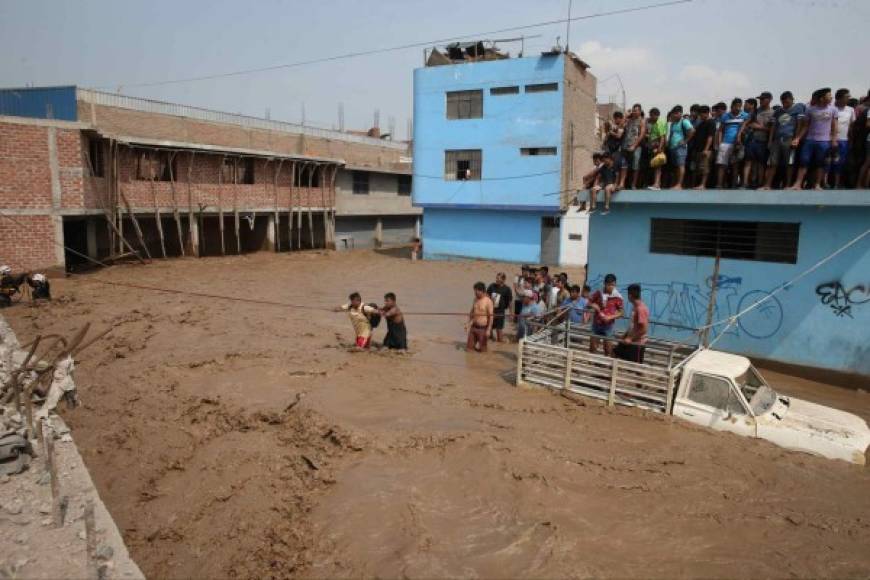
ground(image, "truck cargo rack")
xmin=518 ymin=320 xmax=699 ymax=414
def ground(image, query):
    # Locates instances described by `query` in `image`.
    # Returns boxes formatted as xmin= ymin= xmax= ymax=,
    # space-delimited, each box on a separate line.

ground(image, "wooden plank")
xmin=515 ymin=339 xmax=525 ymax=386
xmin=167 ymin=151 xmax=185 ymax=257
xmin=563 ymin=350 xmax=573 ymax=391
xmin=120 ymin=190 xmax=152 ymax=260
xmin=149 ymin=152 xmax=167 ymax=259
xmin=665 ymin=371 xmax=676 ymax=414
xmin=608 ymin=359 xmax=619 ymax=406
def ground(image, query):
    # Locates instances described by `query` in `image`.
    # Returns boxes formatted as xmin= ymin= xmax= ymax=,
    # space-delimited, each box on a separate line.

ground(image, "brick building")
xmin=0 ymin=86 xmax=419 ymax=271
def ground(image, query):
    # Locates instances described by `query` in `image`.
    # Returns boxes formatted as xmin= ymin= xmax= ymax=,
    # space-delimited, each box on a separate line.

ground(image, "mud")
xmin=4 ymin=250 xmax=869 ymax=579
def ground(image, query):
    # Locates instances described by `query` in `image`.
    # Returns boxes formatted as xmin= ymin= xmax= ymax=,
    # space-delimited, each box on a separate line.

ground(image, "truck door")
xmin=673 ymin=373 xmax=756 ymax=438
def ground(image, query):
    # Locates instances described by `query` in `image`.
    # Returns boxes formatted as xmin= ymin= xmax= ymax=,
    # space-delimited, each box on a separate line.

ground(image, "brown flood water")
xmin=4 ymin=249 xmax=869 ymax=579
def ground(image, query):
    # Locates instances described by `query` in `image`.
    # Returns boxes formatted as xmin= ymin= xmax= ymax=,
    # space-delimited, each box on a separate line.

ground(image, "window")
xmin=650 ymin=219 xmax=800 ymax=264
xmin=136 ymin=150 xmax=175 ymax=181
xmin=220 ymin=158 xmax=255 ymax=184
xmin=397 ymin=175 xmax=412 ymax=196
xmin=87 ymin=138 xmax=104 ymax=177
xmin=525 ymin=82 xmax=558 ymax=93
xmin=490 ymin=86 xmax=519 ymax=96
xmin=444 ymin=149 xmax=482 ymax=181
xmin=520 ymin=147 xmax=557 ymax=156
xmin=352 ymin=171 xmax=370 ymax=194
xmin=294 ymin=165 xmax=321 ymax=187
xmin=446 ymin=90 xmax=483 ymax=119
xmin=687 ymin=374 xmax=746 ymax=415
xmin=543 ymin=216 xmax=560 ymax=228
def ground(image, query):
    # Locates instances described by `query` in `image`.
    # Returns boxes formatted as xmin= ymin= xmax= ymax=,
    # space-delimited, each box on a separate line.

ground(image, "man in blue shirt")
xmin=716 ymin=98 xmax=750 ymax=188
xmin=761 ymin=91 xmax=806 ymax=189
xmin=560 ymin=284 xmax=589 ymax=325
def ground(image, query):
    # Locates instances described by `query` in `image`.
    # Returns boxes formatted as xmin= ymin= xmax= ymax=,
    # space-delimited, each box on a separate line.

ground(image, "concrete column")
xmin=47 ymin=127 xmax=65 ymax=269
xmin=374 ymin=217 xmax=383 ymax=248
xmin=265 ymin=214 xmax=276 ymax=251
xmin=414 ymin=216 xmax=421 ymax=239
xmin=189 ymin=219 xmax=200 ymax=257
xmin=86 ymin=218 xmax=99 ymax=259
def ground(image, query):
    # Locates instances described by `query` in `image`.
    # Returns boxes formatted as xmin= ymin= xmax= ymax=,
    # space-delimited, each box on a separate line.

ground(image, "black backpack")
xmin=365 ymin=303 xmax=382 ymax=329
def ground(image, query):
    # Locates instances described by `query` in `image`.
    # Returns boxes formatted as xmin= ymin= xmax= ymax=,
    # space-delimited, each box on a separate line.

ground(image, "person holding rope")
xmin=589 ymin=273 xmax=624 ymax=357
xmin=466 ymin=282 xmax=494 ymax=353
xmin=336 ymin=292 xmax=379 ymax=350
xmin=614 ymin=283 xmax=649 ymax=363
xmin=380 ymin=292 xmax=407 ymax=351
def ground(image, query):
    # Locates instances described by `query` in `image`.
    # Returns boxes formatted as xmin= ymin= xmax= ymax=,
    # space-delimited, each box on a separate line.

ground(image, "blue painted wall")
xmin=424 ymin=208 xmax=544 ymax=263
xmin=412 ymin=55 xmax=563 ymax=210
xmin=587 ymin=197 xmax=870 ymax=375
xmin=0 ymin=86 xmax=77 ymax=121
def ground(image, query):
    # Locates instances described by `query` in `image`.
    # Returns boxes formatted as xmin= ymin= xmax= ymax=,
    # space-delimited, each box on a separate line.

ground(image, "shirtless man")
xmin=466 ymin=282 xmax=494 ymax=352
xmin=380 ymin=292 xmax=407 ymax=350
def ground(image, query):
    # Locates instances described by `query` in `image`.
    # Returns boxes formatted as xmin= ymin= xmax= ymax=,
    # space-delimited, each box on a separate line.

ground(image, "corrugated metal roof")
xmin=0 ymin=86 xmax=77 ymax=121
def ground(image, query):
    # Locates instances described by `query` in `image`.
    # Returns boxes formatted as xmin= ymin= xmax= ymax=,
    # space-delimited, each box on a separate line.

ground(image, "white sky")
xmin=1 ymin=0 xmax=867 ymax=132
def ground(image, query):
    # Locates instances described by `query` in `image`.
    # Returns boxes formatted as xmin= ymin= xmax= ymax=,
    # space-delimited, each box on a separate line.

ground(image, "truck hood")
xmin=758 ymin=396 xmax=870 ymax=465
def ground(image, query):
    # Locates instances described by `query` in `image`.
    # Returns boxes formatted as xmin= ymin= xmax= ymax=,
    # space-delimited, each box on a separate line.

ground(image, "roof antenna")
xmin=565 ymin=0 xmax=573 ymax=53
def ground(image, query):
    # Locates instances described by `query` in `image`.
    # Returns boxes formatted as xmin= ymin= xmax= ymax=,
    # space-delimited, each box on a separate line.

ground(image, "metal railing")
xmin=78 ymin=88 xmax=409 ymax=151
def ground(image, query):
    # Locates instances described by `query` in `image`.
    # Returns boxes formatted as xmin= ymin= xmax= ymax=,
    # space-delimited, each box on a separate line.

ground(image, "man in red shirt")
xmin=589 ymin=273 xmax=624 ymax=356
xmin=615 ymin=283 xmax=649 ymax=363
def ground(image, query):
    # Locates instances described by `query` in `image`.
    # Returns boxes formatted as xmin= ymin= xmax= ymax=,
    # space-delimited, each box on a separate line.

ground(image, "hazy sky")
xmin=1 ymin=0 xmax=867 ymax=134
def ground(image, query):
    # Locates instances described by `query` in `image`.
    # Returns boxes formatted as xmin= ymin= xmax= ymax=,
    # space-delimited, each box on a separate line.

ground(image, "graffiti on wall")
xmin=815 ymin=281 xmax=870 ymax=318
xmin=587 ymin=274 xmax=784 ymax=340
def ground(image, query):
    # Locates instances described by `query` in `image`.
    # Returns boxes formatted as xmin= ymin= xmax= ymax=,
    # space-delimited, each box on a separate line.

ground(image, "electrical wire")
xmin=99 ymin=0 xmax=693 ymax=90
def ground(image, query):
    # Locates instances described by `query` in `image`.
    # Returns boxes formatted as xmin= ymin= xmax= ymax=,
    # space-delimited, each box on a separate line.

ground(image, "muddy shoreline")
xmin=4 ymin=250 xmax=869 ymax=578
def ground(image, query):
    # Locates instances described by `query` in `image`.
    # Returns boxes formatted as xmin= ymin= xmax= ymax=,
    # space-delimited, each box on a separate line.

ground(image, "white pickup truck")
xmin=518 ymin=322 xmax=870 ymax=465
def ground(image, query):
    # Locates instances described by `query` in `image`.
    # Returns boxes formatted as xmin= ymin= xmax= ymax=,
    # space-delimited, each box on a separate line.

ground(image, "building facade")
xmin=585 ymin=190 xmax=870 ymax=378
xmin=413 ymin=50 xmax=596 ymax=265
xmin=0 ymin=86 xmax=419 ymax=271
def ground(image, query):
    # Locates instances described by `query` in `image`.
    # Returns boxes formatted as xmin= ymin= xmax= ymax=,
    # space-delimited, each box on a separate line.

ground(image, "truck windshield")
xmin=737 ymin=368 xmax=777 ymax=415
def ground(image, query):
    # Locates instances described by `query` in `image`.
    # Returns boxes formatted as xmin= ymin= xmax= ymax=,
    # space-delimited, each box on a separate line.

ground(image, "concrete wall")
xmin=423 ymin=208 xmax=545 ymax=263
xmin=334 ymin=169 xmax=419 ymax=217
xmin=413 ymin=54 xmax=564 ymax=211
xmin=559 ymin=208 xmax=589 ymax=267
xmin=560 ymin=56 xmax=598 ymax=208
xmin=586 ymin=192 xmax=870 ymax=375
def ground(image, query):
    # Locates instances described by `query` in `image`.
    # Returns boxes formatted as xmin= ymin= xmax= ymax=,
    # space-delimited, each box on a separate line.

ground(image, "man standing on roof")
xmin=589 ymin=273 xmax=624 ymax=357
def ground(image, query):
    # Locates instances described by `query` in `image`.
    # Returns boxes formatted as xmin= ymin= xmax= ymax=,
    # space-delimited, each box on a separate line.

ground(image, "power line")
xmin=102 ymin=0 xmax=693 ymax=90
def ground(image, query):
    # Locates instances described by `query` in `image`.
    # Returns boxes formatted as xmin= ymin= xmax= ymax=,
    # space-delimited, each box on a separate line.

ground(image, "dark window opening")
xmin=446 ymin=90 xmax=483 ymax=119
xmin=521 ymin=147 xmax=557 ymax=156
xmin=136 ymin=150 xmax=176 ymax=181
xmin=352 ymin=171 xmax=370 ymax=194
xmin=87 ymin=138 xmax=104 ymax=177
xmin=543 ymin=216 xmax=560 ymax=228
xmin=525 ymin=82 xmax=558 ymax=93
xmin=650 ymin=218 xmax=800 ymax=264
xmin=220 ymin=158 xmax=255 ymax=184
xmin=398 ymin=174 xmax=412 ymax=196
xmin=445 ymin=149 xmax=482 ymax=181
xmin=490 ymin=86 xmax=519 ymax=95
xmin=294 ymin=165 xmax=321 ymax=188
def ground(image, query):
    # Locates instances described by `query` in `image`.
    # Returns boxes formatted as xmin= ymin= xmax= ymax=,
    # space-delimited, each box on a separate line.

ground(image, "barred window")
xmin=650 ymin=218 xmax=800 ymax=264
xmin=521 ymin=147 xmax=557 ymax=156
xmin=490 ymin=86 xmax=519 ymax=96
xmin=444 ymin=149 xmax=482 ymax=181
xmin=525 ymin=82 xmax=558 ymax=93
xmin=446 ymin=90 xmax=483 ymax=119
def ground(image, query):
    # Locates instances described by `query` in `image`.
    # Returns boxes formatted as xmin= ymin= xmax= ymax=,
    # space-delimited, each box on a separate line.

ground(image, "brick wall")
xmin=103 ymin=149 xmax=335 ymax=212
xmin=0 ymin=214 xmax=58 ymax=272
xmin=0 ymin=121 xmax=52 ymax=209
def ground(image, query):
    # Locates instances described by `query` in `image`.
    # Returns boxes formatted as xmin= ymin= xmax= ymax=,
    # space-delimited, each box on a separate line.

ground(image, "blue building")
xmin=413 ymin=46 xmax=597 ymax=264
xmin=586 ymin=190 xmax=870 ymax=377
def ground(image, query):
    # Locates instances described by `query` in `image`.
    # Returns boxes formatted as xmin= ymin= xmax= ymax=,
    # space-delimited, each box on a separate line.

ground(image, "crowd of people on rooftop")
xmin=585 ymin=87 xmax=870 ymax=213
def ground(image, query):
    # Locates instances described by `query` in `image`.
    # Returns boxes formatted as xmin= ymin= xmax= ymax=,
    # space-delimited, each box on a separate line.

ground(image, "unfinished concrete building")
xmin=0 ymin=86 xmax=418 ymax=271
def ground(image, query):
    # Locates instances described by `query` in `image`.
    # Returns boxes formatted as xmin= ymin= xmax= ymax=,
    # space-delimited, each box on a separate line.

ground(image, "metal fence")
xmin=78 ymin=88 xmax=409 ymax=151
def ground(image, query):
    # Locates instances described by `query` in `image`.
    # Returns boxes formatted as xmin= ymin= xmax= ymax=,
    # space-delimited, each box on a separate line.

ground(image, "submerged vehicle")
xmin=517 ymin=323 xmax=870 ymax=465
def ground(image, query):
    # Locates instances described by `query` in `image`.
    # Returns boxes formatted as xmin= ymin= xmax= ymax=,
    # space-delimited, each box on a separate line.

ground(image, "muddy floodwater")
xmin=5 ymin=250 xmax=870 ymax=579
